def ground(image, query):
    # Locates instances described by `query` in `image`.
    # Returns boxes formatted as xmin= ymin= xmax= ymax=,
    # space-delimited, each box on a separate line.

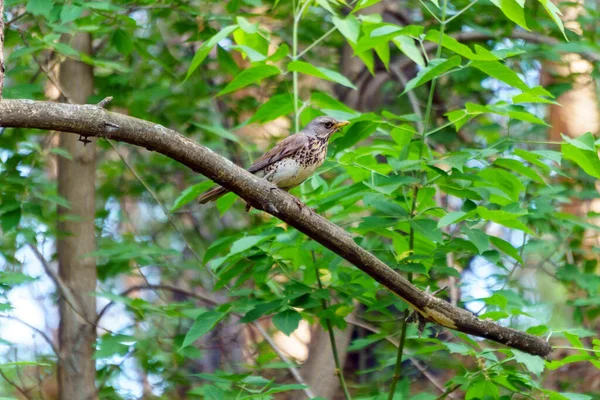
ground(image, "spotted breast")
xmin=258 ymin=136 xmax=329 ymax=189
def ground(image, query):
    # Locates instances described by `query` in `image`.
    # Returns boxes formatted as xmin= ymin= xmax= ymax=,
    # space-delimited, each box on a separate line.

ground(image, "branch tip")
xmin=97 ymin=96 xmax=113 ymax=108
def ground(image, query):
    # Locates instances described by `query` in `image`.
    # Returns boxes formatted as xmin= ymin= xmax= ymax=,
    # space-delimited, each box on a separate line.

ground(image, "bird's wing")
xmin=248 ymin=132 xmax=308 ymax=173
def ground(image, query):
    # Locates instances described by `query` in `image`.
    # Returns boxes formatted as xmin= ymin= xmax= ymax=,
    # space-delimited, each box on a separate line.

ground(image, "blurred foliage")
xmin=2 ymin=0 xmax=600 ymax=398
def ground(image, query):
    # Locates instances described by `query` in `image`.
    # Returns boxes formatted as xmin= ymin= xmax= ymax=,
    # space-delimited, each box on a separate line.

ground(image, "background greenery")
xmin=2 ymin=0 xmax=600 ymax=398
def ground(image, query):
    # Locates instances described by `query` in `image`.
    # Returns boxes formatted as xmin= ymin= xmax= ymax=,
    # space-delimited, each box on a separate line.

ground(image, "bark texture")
xmin=295 ymin=325 xmax=354 ymax=399
xmin=0 ymin=99 xmax=553 ymax=357
xmin=56 ymin=33 xmax=97 ymax=400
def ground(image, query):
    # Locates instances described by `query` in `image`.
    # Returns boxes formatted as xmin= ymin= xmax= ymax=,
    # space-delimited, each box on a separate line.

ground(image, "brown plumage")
xmin=198 ymin=116 xmax=350 ymax=206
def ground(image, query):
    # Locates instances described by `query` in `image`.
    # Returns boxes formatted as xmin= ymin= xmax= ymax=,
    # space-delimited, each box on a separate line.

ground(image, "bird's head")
xmin=304 ymin=116 xmax=350 ymax=139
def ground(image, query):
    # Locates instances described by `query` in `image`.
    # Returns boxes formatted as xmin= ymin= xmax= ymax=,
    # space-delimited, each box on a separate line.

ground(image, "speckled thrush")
xmin=198 ymin=116 xmax=350 ymax=207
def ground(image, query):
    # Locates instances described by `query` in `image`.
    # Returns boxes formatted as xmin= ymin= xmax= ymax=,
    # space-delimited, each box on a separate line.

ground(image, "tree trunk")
xmin=542 ymin=2 xmax=600 ymax=250
xmin=294 ymin=323 xmax=353 ymax=399
xmin=56 ymin=32 xmax=97 ymax=400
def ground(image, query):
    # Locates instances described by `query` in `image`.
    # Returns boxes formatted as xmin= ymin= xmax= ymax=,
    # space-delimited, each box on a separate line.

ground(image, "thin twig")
xmin=0 ymin=315 xmax=59 ymax=356
xmin=390 ymin=65 xmax=424 ymax=133
xmin=313 ymin=251 xmax=352 ymax=400
xmin=250 ymin=322 xmax=315 ymax=399
xmin=94 ymin=284 xmax=315 ymax=398
xmin=0 ymin=368 xmax=31 ymax=400
xmin=107 ymin=140 xmax=213 ymax=280
xmin=345 ymin=317 xmax=457 ymax=397
xmin=28 ymin=243 xmax=89 ymax=322
xmin=96 ymin=96 xmax=113 ymax=108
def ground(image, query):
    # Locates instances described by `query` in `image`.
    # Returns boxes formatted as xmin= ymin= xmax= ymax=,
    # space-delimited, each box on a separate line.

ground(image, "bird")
xmin=198 ymin=116 xmax=350 ymax=209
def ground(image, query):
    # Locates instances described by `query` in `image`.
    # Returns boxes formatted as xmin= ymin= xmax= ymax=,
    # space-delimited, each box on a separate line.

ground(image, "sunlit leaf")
xmin=170 ymin=181 xmax=216 ymax=212
xmin=217 ymin=65 xmax=280 ymax=96
xmin=488 ymin=0 xmax=529 ymax=30
xmin=185 ymin=25 xmax=239 ymax=81
xmin=181 ymin=311 xmax=227 ymax=349
xmin=272 ymin=309 xmax=302 ymax=336
xmin=288 ymin=61 xmax=356 ymax=89
xmin=402 ymin=56 xmax=461 ymax=94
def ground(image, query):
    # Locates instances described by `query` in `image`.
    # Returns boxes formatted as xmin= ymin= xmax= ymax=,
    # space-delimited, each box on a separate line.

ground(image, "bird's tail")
xmin=198 ymin=186 xmax=229 ymax=204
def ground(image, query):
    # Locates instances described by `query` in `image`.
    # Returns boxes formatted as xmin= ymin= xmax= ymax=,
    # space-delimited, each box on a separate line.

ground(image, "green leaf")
xmin=185 ymin=25 xmax=239 ymax=81
xmin=217 ymin=65 xmax=280 ymax=96
xmin=471 ymin=60 xmax=529 ymax=91
xmin=229 ymin=235 xmax=270 ymax=256
xmin=0 ymin=271 xmax=35 ymax=286
xmin=490 ymin=236 xmax=523 ymax=264
xmin=272 ymin=309 xmax=302 ymax=336
xmin=333 ymin=15 xmax=360 ymax=44
xmin=170 ymin=181 xmax=215 ymax=212
xmin=265 ymin=384 xmax=308 ymax=395
xmin=390 ymin=125 xmax=416 ymax=147
xmin=438 ymin=211 xmax=467 ymax=229
xmin=236 ymin=16 xmax=258 ymax=33
xmin=94 ymin=334 xmax=134 ymax=359
xmin=465 ymin=227 xmax=489 ymax=254
xmin=315 ymin=0 xmax=336 ymax=13
xmin=363 ymin=194 xmax=408 ymax=216
xmin=333 ymin=121 xmax=378 ymax=152
xmin=288 ymin=61 xmax=356 ymax=89
xmin=191 ymin=122 xmax=240 ymax=142
xmin=425 ymin=30 xmax=498 ymax=61
xmin=393 ymin=36 xmax=425 ymax=67
xmin=241 ymin=300 xmax=284 ymax=323
xmin=493 ymin=158 xmax=545 ymax=183
xmin=513 ymin=349 xmax=545 ymax=376
xmin=478 ymin=167 xmax=525 ymax=202
xmin=181 ymin=311 xmax=227 ymax=349
xmin=538 ymin=0 xmax=567 ymax=40
xmin=203 ymin=385 xmax=225 ymax=400
xmin=561 ymin=132 xmax=595 ymax=151
xmin=477 ymin=207 xmax=534 ymax=235
xmin=111 ymin=29 xmax=134 ymax=57
xmin=50 ymin=147 xmax=73 ymax=160
xmin=27 ymin=0 xmax=54 ymax=18
xmin=352 ymin=0 xmax=382 ymax=13
xmin=562 ymin=140 xmax=600 ymax=179
xmin=403 ymin=56 xmax=461 ymax=94
xmin=1 ymin=208 xmax=21 ymax=232
xmin=60 ymin=4 xmax=83 ymax=23
xmin=248 ymin=94 xmax=295 ymax=124
xmin=216 ymin=192 xmax=237 ymax=216
xmin=488 ymin=0 xmax=529 ymax=30
xmin=411 ymin=219 xmax=442 ymax=242
xmin=466 ymin=379 xmax=499 ymax=400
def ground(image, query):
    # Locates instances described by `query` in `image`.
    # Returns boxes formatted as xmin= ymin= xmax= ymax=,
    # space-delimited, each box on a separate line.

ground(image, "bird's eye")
xmin=324 ymin=121 xmax=333 ymax=129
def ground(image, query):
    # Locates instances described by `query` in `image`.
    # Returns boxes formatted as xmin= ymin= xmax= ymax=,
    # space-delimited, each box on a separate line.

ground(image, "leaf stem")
xmin=445 ymin=0 xmax=478 ymax=23
xmin=313 ymin=251 xmax=352 ymax=400
xmin=389 ymin=1 xmax=449 ymax=397
xmin=387 ymin=189 xmax=417 ymax=399
xmin=297 ymin=26 xmax=337 ymax=59
xmin=292 ymin=0 xmax=310 ymax=132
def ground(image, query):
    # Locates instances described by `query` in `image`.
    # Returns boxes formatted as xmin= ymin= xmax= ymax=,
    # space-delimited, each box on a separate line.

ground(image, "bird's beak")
xmin=335 ymin=121 xmax=350 ymax=129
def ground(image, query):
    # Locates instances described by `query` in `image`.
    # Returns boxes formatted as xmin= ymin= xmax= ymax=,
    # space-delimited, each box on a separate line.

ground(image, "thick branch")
xmin=0 ymin=99 xmax=552 ymax=357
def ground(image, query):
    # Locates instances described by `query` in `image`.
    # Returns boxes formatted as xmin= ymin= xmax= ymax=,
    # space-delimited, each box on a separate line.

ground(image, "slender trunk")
xmin=542 ymin=2 xmax=600 ymax=250
xmin=56 ymin=32 xmax=97 ymax=400
xmin=294 ymin=323 xmax=353 ymax=399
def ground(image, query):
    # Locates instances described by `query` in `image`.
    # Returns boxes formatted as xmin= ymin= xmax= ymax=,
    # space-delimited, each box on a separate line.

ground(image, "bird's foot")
xmin=292 ymin=196 xmax=304 ymax=211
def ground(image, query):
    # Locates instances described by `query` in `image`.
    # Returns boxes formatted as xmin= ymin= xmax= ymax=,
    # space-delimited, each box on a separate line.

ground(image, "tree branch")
xmin=0 ymin=99 xmax=552 ymax=357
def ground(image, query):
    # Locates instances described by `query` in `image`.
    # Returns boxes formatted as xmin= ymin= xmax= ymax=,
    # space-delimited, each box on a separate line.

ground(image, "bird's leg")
xmin=292 ymin=196 xmax=304 ymax=211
